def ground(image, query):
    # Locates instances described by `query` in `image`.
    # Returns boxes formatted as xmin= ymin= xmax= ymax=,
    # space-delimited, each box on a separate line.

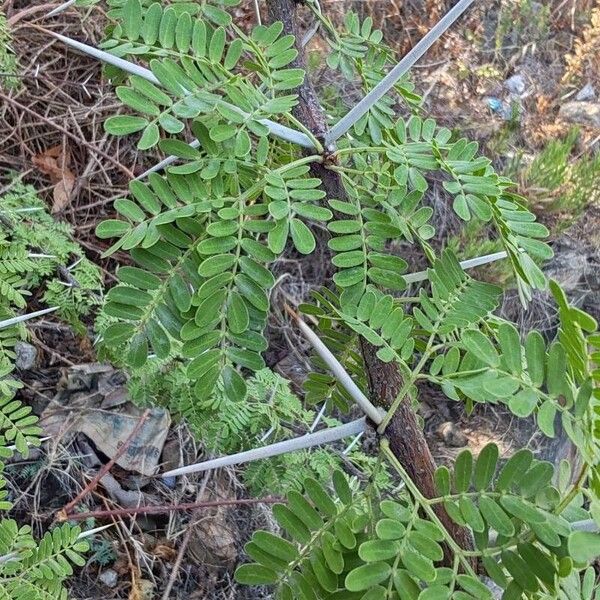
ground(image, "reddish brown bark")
xmin=360 ymin=340 xmax=474 ymax=556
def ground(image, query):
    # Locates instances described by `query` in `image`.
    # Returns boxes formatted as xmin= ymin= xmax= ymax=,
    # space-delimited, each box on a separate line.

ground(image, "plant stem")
xmin=381 ymin=439 xmax=478 ymax=577
xmin=556 ymin=464 xmax=589 ymax=514
xmin=62 ymin=497 xmax=284 ymax=521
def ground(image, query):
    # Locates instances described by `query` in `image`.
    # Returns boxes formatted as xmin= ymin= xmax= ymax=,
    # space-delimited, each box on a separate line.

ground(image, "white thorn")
xmin=47 ymin=0 xmax=76 ymax=18
xmin=50 ymin=33 xmax=316 ymax=151
xmin=6 ymin=436 xmax=52 ymax=452
xmin=0 ymin=524 xmax=113 ymax=565
xmin=0 ymin=307 xmax=59 ymax=330
xmin=161 ymin=418 xmax=367 ymax=478
xmin=13 ymin=207 xmax=45 ymax=213
xmin=309 ymin=403 xmax=327 ymax=433
xmin=77 ymin=524 xmax=114 ymax=539
xmin=67 ymin=257 xmax=83 ymax=270
xmin=342 ymin=431 xmax=363 ymax=455
xmin=291 ymin=313 xmax=384 ymax=425
xmin=403 ymin=251 xmax=509 ymax=285
xmin=259 ymin=426 xmax=275 ymax=443
xmin=135 ymin=140 xmax=201 ymax=180
xmin=325 ymin=0 xmax=476 ymax=144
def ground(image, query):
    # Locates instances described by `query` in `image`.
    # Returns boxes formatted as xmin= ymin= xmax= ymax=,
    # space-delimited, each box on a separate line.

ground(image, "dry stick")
xmin=266 ymin=0 xmax=475 ymax=563
xmin=7 ymin=3 xmax=61 ymax=26
xmin=0 ymin=90 xmax=135 ymax=179
xmin=57 ymin=409 xmax=151 ymax=520
xmin=61 ymin=497 xmax=285 ymax=521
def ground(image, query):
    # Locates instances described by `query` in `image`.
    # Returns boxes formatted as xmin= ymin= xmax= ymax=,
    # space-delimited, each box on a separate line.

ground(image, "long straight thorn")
xmin=49 ymin=33 xmax=316 ymax=151
xmin=161 ymin=418 xmax=367 ymax=478
xmin=325 ymin=0 xmax=476 ymax=145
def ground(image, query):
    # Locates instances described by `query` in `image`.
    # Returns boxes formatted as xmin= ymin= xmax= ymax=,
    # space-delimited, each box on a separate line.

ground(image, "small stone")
xmin=505 ymin=74 xmax=525 ymax=95
xmin=14 ymin=342 xmax=37 ymax=370
xmin=576 ymin=83 xmax=596 ymax=101
xmin=437 ymin=421 xmax=468 ymax=447
xmin=559 ymin=101 xmax=600 ymax=128
xmin=162 ymin=475 xmax=177 ymax=489
xmin=99 ymin=569 xmax=118 ymax=588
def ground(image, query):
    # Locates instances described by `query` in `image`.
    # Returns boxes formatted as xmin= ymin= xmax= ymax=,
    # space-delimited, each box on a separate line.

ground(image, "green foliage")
xmin=0 ymin=391 xmax=88 ymax=599
xmin=0 ymin=181 xmax=102 ymax=384
xmin=0 ymin=519 xmax=89 ymax=600
xmin=236 ymin=446 xmax=599 ymax=599
xmin=446 ymin=220 xmax=513 ymax=286
xmin=94 ymin=2 xmax=600 ymax=598
xmin=86 ymin=537 xmax=117 ymax=567
xmin=494 ymin=0 xmax=551 ymax=57
xmin=96 ymin=0 xmax=550 ymax=403
xmin=0 ymin=182 xmax=94 ymax=596
xmin=127 ymin=362 xmax=389 ymax=494
xmin=0 ymin=13 xmax=19 ymax=91
xmin=524 ymin=129 xmax=600 ymax=222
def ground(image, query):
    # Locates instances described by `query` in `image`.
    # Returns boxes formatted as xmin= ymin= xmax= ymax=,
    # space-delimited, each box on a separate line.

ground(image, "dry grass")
xmin=1 ymin=1 xmax=152 ymax=267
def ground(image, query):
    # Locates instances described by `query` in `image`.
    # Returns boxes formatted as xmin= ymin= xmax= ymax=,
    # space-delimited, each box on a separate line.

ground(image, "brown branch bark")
xmin=266 ymin=0 xmax=474 ymax=559
xmin=59 ymin=497 xmax=285 ymax=521
xmin=361 ymin=340 xmax=474 ymax=556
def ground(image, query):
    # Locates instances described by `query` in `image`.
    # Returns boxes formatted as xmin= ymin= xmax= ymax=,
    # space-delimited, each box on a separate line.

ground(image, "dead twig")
xmin=7 ymin=3 xmax=61 ymax=26
xmin=61 ymin=496 xmax=285 ymax=521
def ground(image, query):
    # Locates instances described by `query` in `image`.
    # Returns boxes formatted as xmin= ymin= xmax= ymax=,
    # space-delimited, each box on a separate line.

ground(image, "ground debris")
xmin=576 ymin=83 xmax=596 ymax=101
xmin=14 ymin=341 xmax=37 ymax=370
xmin=32 ymin=144 xmax=76 ymax=213
xmin=559 ymin=101 xmax=600 ymax=128
xmin=99 ymin=569 xmax=118 ymax=589
xmin=437 ymin=421 xmax=469 ymax=448
xmin=187 ymin=476 xmax=240 ymax=569
xmin=40 ymin=363 xmax=170 ymax=476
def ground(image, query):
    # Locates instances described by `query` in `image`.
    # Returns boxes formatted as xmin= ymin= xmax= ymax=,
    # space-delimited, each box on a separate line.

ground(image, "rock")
xmin=188 ymin=476 xmax=239 ymax=568
xmin=99 ymin=569 xmax=118 ymax=588
xmin=576 ymin=83 xmax=596 ymax=101
xmin=14 ymin=341 xmax=37 ymax=370
xmin=505 ymin=74 xmax=525 ymax=95
xmin=559 ymin=101 xmax=600 ymax=128
xmin=437 ymin=421 xmax=468 ymax=447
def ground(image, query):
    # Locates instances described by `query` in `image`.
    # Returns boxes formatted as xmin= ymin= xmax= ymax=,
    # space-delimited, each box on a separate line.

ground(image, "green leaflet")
xmin=92 ymin=6 xmax=598 ymax=600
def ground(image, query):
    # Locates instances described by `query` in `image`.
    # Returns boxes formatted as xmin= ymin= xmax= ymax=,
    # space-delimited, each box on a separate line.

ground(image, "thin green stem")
xmin=285 ymin=114 xmax=324 ymax=154
xmin=380 ymin=439 xmax=478 ymax=578
xmin=377 ymin=331 xmax=436 ymax=433
xmin=333 ymin=146 xmax=389 ymax=156
xmin=556 ymin=463 xmax=589 ymax=514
